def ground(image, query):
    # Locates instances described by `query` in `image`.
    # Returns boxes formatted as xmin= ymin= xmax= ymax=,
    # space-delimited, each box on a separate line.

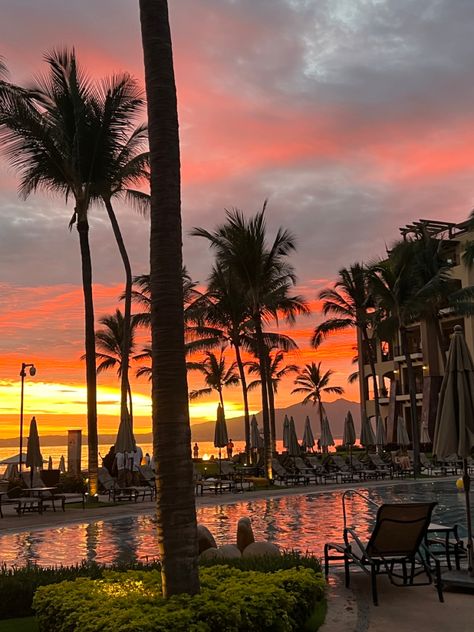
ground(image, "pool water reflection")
xmin=0 ymin=481 xmax=470 ymax=567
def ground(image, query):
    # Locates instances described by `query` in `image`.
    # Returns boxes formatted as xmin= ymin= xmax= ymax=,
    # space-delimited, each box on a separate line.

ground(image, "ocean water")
xmin=0 ymin=439 xmax=352 ymax=471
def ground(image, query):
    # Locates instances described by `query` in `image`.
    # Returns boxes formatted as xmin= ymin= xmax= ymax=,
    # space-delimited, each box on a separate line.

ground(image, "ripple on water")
xmin=0 ymin=481 xmax=470 ymax=567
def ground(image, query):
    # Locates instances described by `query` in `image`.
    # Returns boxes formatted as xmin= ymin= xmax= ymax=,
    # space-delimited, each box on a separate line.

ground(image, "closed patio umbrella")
xmin=214 ymin=403 xmax=228 ymax=476
xmin=25 ymin=416 xmax=43 ymax=485
xmin=59 ymin=455 xmax=66 ymax=474
xmin=433 ymin=325 xmax=474 ymax=579
xmin=320 ymin=413 xmax=335 ymax=453
xmin=375 ymin=416 xmax=386 ymax=454
xmin=48 ymin=456 xmax=53 ymax=470
xmin=343 ymin=411 xmax=357 ymax=468
xmin=360 ymin=415 xmax=375 ymax=448
xmin=287 ymin=416 xmax=300 ymax=457
xmin=421 ymin=420 xmax=431 ymax=446
xmin=250 ymin=415 xmax=263 ymax=450
xmin=396 ymin=416 xmax=410 ymax=448
xmin=282 ymin=415 xmax=290 ymax=450
xmin=115 ymin=411 xmax=136 ymax=481
xmin=302 ymin=416 xmax=315 ymax=452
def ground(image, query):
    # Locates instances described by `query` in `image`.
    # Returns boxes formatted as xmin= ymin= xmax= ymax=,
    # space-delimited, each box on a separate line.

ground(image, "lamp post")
xmin=19 ymin=362 xmax=36 ymax=472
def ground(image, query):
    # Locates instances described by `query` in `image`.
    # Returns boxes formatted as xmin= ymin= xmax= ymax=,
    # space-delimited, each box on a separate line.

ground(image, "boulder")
xmin=197 ymin=524 xmax=217 ymax=554
xmin=199 ymin=547 xmax=220 ymax=560
xmin=237 ymin=516 xmax=255 ymax=552
xmin=218 ymin=544 xmax=242 ymax=559
xmin=242 ymin=541 xmax=280 ymax=558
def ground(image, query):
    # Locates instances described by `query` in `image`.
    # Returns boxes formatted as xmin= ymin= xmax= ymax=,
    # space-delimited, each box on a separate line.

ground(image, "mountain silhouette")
xmin=191 ymin=398 xmax=361 ymax=441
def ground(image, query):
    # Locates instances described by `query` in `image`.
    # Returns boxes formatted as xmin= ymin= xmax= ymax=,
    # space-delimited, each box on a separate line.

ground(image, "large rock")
xmin=242 ymin=542 xmax=280 ymax=558
xmin=199 ymin=547 xmax=220 ymax=560
xmin=218 ymin=544 xmax=242 ymax=559
xmin=237 ymin=516 xmax=255 ymax=552
xmin=197 ymin=524 xmax=217 ymax=554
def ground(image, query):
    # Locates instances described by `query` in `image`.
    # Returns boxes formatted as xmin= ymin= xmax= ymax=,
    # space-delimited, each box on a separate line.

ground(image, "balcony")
xmin=393 ymin=345 xmax=423 ymax=362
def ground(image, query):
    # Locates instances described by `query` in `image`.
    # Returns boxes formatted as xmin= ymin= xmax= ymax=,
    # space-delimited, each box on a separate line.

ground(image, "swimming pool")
xmin=0 ymin=480 xmax=470 ymax=567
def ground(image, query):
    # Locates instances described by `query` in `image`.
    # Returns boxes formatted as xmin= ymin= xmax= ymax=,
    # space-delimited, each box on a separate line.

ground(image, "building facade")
xmin=358 ymin=218 xmax=474 ymax=442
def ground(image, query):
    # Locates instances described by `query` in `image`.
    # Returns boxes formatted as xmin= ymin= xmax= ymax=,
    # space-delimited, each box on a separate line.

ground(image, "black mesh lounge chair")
xmin=368 ymin=453 xmax=393 ymax=478
xmin=306 ymin=455 xmax=338 ymax=484
xmin=324 ymin=496 xmax=443 ymax=606
xmin=293 ymin=457 xmax=319 ymax=484
xmin=272 ymin=458 xmax=307 ymax=485
xmin=415 ymin=453 xmax=446 ymax=477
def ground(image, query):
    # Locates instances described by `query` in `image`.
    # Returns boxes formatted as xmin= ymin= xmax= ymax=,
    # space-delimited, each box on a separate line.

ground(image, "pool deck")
xmin=322 ymin=571 xmax=473 ymax=632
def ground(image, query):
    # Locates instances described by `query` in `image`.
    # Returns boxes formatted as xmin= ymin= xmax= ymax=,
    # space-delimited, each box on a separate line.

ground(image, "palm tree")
xmin=139 ymin=0 xmax=199 ymax=595
xmin=188 ymin=349 xmax=240 ymax=414
xmin=130 ymin=266 xmax=200 ymax=329
xmin=0 ymin=50 xmax=103 ymax=494
xmin=292 ymin=362 xmax=344 ymax=445
xmin=187 ymin=264 xmax=254 ymax=456
xmin=86 ymin=310 xmax=139 ymax=422
xmin=368 ymin=251 xmax=423 ymax=474
xmin=247 ymin=349 xmax=298 ymax=449
xmin=312 ymin=263 xmax=381 ymax=423
xmin=192 ymin=206 xmax=309 ymax=480
xmin=92 ymin=80 xmax=148 ymax=432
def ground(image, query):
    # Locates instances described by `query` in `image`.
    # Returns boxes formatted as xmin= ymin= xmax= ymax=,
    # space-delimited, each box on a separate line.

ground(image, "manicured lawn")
xmin=304 ymin=599 xmax=327 ymax=631
xmin=0 ymin=617 xmax=38 ymax=632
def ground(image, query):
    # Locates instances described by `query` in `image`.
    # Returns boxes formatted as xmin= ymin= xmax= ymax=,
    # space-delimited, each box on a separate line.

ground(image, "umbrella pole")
xmin=462 ymin=459 xmax=473 ymax=575
xmin=219 ymin=448 xmax=222 ymax=478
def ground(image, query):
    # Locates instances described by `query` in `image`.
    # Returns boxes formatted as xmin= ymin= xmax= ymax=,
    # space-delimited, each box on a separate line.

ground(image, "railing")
xmin=342 ymin=489 xmax=380 ymax=530
xmin=394 ymin=345 xmax=422 ymax=357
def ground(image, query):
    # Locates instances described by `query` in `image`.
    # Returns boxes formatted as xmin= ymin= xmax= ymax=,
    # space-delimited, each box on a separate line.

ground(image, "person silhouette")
xmin=193 ymin=442 xmax=199 ymax=459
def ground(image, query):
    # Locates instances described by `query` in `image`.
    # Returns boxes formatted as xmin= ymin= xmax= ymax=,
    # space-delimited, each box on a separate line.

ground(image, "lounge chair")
xmin=98 ymin=467 xmax=154 ymax=502
xmin=272 ymin=458 xmax=307 ymax=485
xmin=330 ymin=455 xmax=372 ymax=482
xmin=306 ymin=455 xmax=338 ymax=484
xmin=436 ymin=454 xmax=460 ymax=476
xmin=21 ymin=471 xmax=85 ymax=510
xmin=367 ymin=453 xmax=393 ymax=478
xmin=293 ymin=457 xmax=319 ymax=484
xmin=415 ymin=453 xmax=446 ymax=477
xmin=324 ymin=497 xmax=443 ymax=606
xmin=349 ymin=455 xmax=381 ymax=480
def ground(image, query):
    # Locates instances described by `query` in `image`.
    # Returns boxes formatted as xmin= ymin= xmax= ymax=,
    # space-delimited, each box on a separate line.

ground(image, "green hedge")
xmin=0 ymin=562 xmax=160 ymax=619
xmin=34 ymin=566 xmax=325 ymax=632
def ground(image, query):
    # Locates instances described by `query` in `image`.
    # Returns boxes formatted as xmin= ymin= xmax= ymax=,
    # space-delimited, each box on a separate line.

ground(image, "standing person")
xmin=133 ymin=445 xmax=143 ymax=484
xmin=226 ymin=439 xmax=234 ymax=460
xmin=193 ymin=442 xmax=199 ymax=459
xmin=144 ymin=452 xmax=151 ymax=466
xmin=102 ymin=445 xmax=116 ymax=476
xmin=115 ymin=450 xmax=126 ymax=487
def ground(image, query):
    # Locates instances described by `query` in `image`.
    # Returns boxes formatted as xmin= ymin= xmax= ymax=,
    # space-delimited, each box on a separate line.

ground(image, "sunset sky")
xmin=2 ymin=0 xmax=474 ymax=439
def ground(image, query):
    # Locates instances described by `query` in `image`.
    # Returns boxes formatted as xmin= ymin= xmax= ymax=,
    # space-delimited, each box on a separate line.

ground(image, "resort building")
xmin=358 ymin=218 xmax=474 ymax=442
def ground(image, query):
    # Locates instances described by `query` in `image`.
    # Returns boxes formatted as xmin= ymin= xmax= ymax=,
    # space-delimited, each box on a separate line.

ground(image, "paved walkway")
xmin=322 ymin=571 xmax=473 ymax=632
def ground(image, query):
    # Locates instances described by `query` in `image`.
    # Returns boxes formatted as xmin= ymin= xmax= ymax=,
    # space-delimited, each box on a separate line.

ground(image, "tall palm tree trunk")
xmin=362 ymin=329 xmax=381 ymax=421
xmin=400 ymin=326 xmax=421 ymax=476
xmin=139 ymin=0 xmax=199 ymax=597
xmin=233 ymin=343 xmax=250 ymax=460
xmin=254 ymin=318 xmax=272 ymax=479
xmin=77 ymin=215 xmax=98 ymax=495
xmin=104 ymin=198 xmax=133 ymax=429
xmin=267 ymin=372 xmax=277 ymax=452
